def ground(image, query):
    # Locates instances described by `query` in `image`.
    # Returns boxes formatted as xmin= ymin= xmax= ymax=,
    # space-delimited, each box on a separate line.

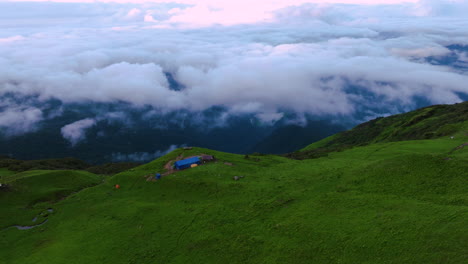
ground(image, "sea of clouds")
xmin=1 ymin=0 xmax=468 ymax=144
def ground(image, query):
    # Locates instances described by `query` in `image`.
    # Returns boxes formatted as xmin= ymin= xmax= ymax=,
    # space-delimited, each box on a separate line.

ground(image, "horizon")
xmin=0 ymin=0 xmax=468 ymax=160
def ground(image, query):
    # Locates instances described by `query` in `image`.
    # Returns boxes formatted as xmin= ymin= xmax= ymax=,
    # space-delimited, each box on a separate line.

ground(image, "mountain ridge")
xmin=287 ymin=101 xmax=468 ymax=159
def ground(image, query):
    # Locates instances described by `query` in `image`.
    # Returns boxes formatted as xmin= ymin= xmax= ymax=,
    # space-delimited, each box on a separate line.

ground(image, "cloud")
xmin=61 ymin=118 xmax=97 ymax=145
xmin=414 ymin=0 xmax=468 ymax=17
xmin=0 ymin=0 xmax=468 ymax=137
xmin=0 ymin=106 xmax=43 ymax=136
xmin=111 ymin=144 xmax=181 ymax=162
xmin=59 ymin=110 xmax=136 ymax=145
xmin=0 ymin=35 xmax=26 ymax=43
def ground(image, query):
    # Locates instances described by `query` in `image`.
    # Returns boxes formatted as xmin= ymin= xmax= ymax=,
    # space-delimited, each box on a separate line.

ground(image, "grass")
xmin=0 ymin=168 xmax=14 ymax=182
xmin=0 ymin=136 xmax=467 ymax=263
xmin=292 ymin=102 xmax=468 ymax=160
xmin=0 ymin=170 xmax=102 ymax=229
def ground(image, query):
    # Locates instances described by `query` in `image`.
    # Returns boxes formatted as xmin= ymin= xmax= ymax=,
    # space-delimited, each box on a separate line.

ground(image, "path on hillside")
xmin=449 ymin=142 xmax=468 ymax=154
xmin=2 ymin=208 xmax=54 ymax=231
xmin=162 ymin=154 xmax=184 ymax=176
xmin=162 ymin=154 xmax=212 ymax=176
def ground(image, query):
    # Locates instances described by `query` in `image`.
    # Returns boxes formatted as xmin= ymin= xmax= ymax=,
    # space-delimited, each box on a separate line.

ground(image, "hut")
xmin=174 ymin=157 xmax=201 ymax=170
xmin=201 ymin=155 xmax=215 ymax=163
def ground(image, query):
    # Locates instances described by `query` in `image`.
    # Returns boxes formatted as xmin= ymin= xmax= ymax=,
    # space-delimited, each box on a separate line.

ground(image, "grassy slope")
xmin=0 ymin=168 xmax=14 ymax=180
xmin=296 ymin=102 xmax=468 ymax=158
xmin=1 ymin=137 xmax=467 ymax=263
xmin=0 ymin=170 xmax=102 ymax=229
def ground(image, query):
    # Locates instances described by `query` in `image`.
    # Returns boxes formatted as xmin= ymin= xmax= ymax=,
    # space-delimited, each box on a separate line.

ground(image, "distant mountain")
xmin=1 ymin=96 xmax=464 ymax=163
xmin=0 ymin=156 xmax=140 ymax=175
xmin=251 ymin=120 xmax=344 ymax=154
xmin=0 ymin=103 xmax=347 ymax=163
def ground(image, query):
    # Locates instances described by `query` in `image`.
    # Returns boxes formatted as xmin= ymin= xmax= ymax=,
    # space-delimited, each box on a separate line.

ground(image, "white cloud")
xmin=0 ymin=35 xmax=26 ymax=43
xmin=111 ymin=144 xmax=181 ymax=162
xmin=61 ymin=118 xmax=96 ymax=145
xmin=0 ymin=106 xmax=43 ymax=135
xmin=0 ymin=0 xmax=468 ymax=136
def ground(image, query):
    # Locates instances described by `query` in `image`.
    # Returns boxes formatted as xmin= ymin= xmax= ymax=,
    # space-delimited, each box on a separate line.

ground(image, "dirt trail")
xmin=455 ymin=143 xmax=468 ymax=149
xmin=162 ymin=154 xmax=184 ymax=176
xmin=164 ymin=154 xmax=183 ymax=169
xmin=162 ymin=154 xmax=212 ymax=176
xmin=144 ymin=153 xmax=218 ymax=181
xmin=448 ymin=142 xmax=468 ymax=154
xmin=2 ymin=208 xmax=53 ymax=231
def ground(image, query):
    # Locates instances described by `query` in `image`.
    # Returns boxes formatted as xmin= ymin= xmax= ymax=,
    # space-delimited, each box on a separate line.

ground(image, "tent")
xmin=174 ymin=157 xmax=201 ymax=170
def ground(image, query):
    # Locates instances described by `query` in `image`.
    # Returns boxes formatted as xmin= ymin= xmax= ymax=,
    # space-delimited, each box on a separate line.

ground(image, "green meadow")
xmin=1 ymin=137 xmax=467 ymax=263
xmin=1 ymin=102 xmax=467 ymax=263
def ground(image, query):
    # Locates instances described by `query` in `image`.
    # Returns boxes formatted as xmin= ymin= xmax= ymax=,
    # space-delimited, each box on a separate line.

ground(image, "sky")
xmin=1 ymin=0 xmax=468 ymax=143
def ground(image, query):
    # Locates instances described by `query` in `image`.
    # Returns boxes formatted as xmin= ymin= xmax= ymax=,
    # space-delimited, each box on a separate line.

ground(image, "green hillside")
xmin=1 ymin=103 xmax=467 ymax=263
xmin=0 ymin=170 xmax=102 ymax=229
xmin=291 ymin=101 xmax=468 ymax=159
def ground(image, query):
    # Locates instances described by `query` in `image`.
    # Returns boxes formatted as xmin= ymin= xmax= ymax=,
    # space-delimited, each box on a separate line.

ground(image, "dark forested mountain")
xmin=2 ymin=99 xmax=466 ymax=163
xmin=0 ymin=103 xmax=346 ymax=163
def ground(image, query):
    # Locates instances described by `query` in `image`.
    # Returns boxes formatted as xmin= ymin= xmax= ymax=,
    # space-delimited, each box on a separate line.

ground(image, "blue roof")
xmin=174 ymin=157 xmax=200 ymax=166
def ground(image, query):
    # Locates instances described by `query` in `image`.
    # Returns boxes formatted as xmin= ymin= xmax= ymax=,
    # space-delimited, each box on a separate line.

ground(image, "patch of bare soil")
xmin=448 ymin=142 xmax=468 ymax=155
xmin=456 ymin=143 xmax=468 ymax=149
xmin=3 ymin=208 xmax=53 ymax=231
xmin=161 ymin=154 xmax=212 ymax=176
xmin=143 ymin=174 xmax=156 ymax=182
xmin=161 ymin=154 xmax=184 ymax=176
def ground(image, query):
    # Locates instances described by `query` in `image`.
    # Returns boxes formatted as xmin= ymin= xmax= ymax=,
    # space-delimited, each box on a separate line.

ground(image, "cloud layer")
xmin=111 ymin=144 xmax=181 ymax=162
xmin=1 ymin=0 xmax=468 ymax=140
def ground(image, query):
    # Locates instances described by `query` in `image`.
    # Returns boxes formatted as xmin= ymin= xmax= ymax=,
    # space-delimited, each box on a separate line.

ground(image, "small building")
xmin=201 ymin=155 xmax=215 ymax=163
xmin=174 ymin=157 xmax=201 ymax=170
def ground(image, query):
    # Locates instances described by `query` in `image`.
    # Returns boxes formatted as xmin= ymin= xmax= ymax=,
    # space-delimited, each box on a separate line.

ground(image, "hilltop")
xmin=0 ymin=102 xmax=467 ymax=264
xmin=288 ymin=101 xmax=468 ymax=159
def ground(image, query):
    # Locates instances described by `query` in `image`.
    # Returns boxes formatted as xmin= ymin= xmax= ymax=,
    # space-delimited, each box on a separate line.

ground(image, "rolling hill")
xmin=288 ymin=101 xmax=468 ymax=159
xmin=0 ymin=102 xmax=467 ymax=264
